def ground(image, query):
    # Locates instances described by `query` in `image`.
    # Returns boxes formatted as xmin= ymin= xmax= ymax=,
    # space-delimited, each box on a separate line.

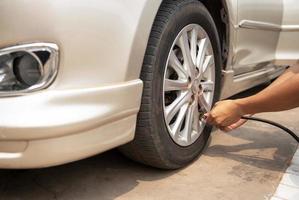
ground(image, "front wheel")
xmin=120 ymin=0 xmax=222 ymax=169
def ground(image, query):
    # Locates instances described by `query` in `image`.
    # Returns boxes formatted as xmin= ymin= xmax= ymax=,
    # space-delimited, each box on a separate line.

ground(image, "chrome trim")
xmin=0 ymin=43 xmax=59 ymax=97
xmin=281 ymin=25 xmax=299 ymax=32
xmin=239 ymin=20 xmax=299 ymax=32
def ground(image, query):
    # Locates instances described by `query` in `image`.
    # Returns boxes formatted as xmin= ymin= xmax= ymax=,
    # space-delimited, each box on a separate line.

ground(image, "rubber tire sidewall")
xmin=151 ymin=2 xmax=222 ymax=167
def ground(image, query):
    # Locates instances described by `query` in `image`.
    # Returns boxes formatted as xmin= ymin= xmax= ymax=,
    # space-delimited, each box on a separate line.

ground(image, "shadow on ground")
xmin=0 ymin=151 xmax=176 ymax=200
xmin=206 ymin=81 xmax=298 ymax=172
xmin=206 ymin=126 xmax=297 ymax=172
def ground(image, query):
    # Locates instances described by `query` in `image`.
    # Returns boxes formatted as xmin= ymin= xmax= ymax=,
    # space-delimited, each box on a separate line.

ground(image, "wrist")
xmin=234 ymin=98 xmax=255 ymax=115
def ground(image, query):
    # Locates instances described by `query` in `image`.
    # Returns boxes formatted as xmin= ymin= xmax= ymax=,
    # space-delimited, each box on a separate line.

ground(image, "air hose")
xmin=241 ymin=116 xmax=299 ymax=143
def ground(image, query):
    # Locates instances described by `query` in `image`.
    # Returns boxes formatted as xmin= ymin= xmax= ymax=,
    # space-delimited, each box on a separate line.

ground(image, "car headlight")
xmin=0 ymin=43 xmax=59 ymax=96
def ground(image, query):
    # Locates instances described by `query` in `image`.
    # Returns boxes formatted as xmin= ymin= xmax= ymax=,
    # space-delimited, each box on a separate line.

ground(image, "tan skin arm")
xmin=266 ymin=64 xmax=299 ymax=88
xmin=206 ymin=63 xmax=299 ymax=131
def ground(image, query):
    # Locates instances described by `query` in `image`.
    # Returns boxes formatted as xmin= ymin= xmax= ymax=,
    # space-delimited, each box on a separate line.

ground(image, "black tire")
xmin=119 ymin=0 xmax=222 ymax=169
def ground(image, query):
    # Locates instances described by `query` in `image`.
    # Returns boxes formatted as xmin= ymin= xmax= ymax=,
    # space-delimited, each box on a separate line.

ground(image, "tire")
xmin=119 ymin=0 xmax=222 ymax=169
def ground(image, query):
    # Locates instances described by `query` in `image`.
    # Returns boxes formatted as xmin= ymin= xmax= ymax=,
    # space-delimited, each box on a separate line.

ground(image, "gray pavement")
xmin=0 ymin=86 xmax=298 ymax=200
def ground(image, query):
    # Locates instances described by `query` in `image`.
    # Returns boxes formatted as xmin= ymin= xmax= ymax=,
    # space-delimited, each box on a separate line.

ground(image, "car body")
xmin=0 ymin=0 xmax=298 ymax=169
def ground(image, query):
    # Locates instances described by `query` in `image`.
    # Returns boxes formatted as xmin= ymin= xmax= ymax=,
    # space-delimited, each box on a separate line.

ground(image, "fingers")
xmin=205 ymin=99 xmax=244 ymax=128
xmin=219 ymin=126 xmax=233 ymax=132
xmin=217 ymin=118 xmax=248 ymax=132
xmin=205 ymin=114 xmax=226 ymax=127
xmin=204 ymin=113 xmax=214 ymax=124
xmin=204 ymin=101 xmax=221 ymax=124
xmin=206 ymin=114 xmax=239 ymax=127
xmin=229 ymin=119 xmax=247 ymax=129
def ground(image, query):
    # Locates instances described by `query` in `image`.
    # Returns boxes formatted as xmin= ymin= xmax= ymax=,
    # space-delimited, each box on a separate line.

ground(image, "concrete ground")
xmin=0 ymin=86 xmax=298 ymax=200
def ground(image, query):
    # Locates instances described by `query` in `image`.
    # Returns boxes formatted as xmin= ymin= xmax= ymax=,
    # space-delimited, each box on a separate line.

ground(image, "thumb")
xmin=204 ymin=113 xmax=212 ymax=124
xmin=204 ymin=113 xmax=209 ymax=119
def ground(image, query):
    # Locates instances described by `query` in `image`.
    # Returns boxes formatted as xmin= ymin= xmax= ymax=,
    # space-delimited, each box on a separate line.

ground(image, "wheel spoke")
xmin=192 ymin=99 xmax=200 ymax=133
xmin=164 ymin=79 xmax=188 ymax=92
xmin=165 ymin=91 xmax=191 ymax=123
xmin=198 ymin=118 xmax=206 ymax=134
xmin=198 ymin=92 xmax=210 ymax=113
xmin=202 ymin=55 xmax=214 ymax=75
xmin=201 ymin=80 xmax=214 ymax=92
xmin=182 ymin=102 xmax=196 ymax=143
xmin=169 ymin=51 xmax=188 ymax=78
xmin=171 ymin=103 xmax=188 ymax=137
xmin=190 ymin=28 xmax=198 ymax=65
xmin=178 ymin=31 xmax=196 ymax=79
xmin=196 ymin=38 xmax=208 ymax=74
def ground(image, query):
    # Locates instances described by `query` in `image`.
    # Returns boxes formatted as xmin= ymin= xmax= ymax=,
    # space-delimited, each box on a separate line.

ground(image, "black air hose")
xmin=241 ymin=116 xmax=299 ymax=143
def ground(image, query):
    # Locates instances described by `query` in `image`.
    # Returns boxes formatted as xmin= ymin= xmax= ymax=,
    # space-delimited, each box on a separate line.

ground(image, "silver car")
xmin=0 ymin=0 xmax=297 ymax=169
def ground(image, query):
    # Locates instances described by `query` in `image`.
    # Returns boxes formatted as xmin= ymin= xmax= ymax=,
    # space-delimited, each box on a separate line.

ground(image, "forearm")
xmin=268 ymin=67 xmax=297 ymax=88
xmin=236 ymin=73 xmax=299 ymax=114
xmin=206 ymin=64 xmax=299 ymax=128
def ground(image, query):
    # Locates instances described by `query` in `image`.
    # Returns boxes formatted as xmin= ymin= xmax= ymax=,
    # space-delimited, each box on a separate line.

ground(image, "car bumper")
xmin=0 ymin=80 xmax=142 ymax=169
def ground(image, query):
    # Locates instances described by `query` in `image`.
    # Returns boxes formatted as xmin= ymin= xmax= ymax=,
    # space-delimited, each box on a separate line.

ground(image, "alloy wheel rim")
xmin=163 ymin=24 xmax=215 ymax=147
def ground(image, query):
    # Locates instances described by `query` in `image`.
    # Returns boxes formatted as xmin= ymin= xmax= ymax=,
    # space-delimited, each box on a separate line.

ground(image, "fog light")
xmin=13 ymin=52 xmax=42 ymax=86
xmin=0 ymin=43 xmax=59 ymax=96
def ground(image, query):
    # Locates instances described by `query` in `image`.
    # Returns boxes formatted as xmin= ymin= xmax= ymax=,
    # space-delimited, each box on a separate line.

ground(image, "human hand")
xmin=217 ymin=118 xmax=248 ymax=132
xmin=205 ymin=100 xmax=245 ymax=130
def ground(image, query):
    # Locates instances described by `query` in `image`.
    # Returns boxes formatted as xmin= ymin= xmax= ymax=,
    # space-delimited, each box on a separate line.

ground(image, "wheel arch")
xmin=124 ymin=0 xmax=163 ymax=81
xmin=126 ymin=0 xmax=230 ymax=82
xmin=199 ymin=0 xmax=230 ymax=69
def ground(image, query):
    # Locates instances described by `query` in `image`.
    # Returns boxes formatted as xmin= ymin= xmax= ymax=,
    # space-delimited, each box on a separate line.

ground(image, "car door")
xmin=276 ymin=0 xmax=299 ymax=64
xmin=233 ymin=0 xmax=284 ymax=75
